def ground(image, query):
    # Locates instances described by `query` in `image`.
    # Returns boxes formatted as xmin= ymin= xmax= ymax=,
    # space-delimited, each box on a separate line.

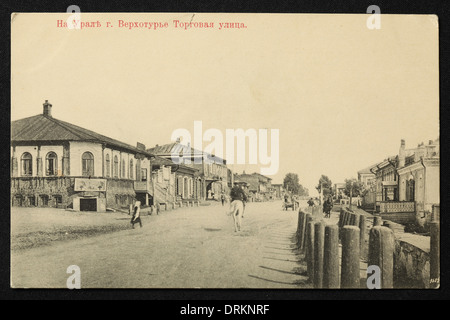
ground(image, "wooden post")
xmin=343 ymin=210 xmax=351 ymax=226
xmin=324 ymin=225 xmax=340 ymax=288
xmin=373 ymin=216 xmax=383 ymax=227
xmin=305 ymin=220 xmax=315 ymax=282
xmin=432 ymin=205 xmax=440 ymax=223
xmin=430 ymin=221 xmax=440 ymax=289
xmin=302 ymin=213 xmax=312 ymax=252
xmin=350 ymin=213 xmax=360 ymax=227
xmin=338 ymin=209 xmax=345 ymax=228
xmin=297 ymin=211 xmax=306 ymax=249
xmin=341 ymin=226 xmax=360 ymax=288
xmin=359 ymin=215 xmax=366 ymax=258
xmin=368 ymin=226 xmax=395 ymax=289
xmin=314 ymin=221 xmax=325 ymax=288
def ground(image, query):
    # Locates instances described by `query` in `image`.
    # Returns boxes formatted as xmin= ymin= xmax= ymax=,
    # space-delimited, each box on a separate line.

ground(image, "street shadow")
xmin=203 ymin=228 xmax=222 ymax=232
xmin=266 ymin=241 xmax=297 ymax=247
xmin=292 ymin=265 xmax=308 ymax=276
xmin=292 ymin=278 xmax=311 ymax=287
xmin=259 ymin=265 xmax=304 ymax=276
xmin=248 ymin=274 xmax=300 ymax=286
xmin=264 ymin=251 xmax=301 ymax=257
xmin=264 ymin=246 xmax=299 ymax=251
xmin=263 ymin=256 xmax=303 ymax=264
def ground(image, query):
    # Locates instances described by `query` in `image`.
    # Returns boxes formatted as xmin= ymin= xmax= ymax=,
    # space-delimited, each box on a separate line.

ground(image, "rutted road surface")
xmin=11 ymin=200 xmax=311 ymax=288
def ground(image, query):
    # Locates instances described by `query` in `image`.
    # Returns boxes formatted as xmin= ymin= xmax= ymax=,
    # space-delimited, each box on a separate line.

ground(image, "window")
xmin=105 ymin=154 xmax=110 ymax=177
xmin=28 ymin=196 xmax=36 ymax=207
xmin=407 ymin=179 xmax=415 ymax=202
xmin=21 ymin=152 xmax=32 ymax=176
xmin=129 ymin=159 xmax=134 ymax=179
xmin=82 ymin=152 xmax=94 ymax=177
xmin=54 ymin=195 xmax=62 ymax=206
xmin=114 ymin=156 xmax=119 ymax=178
xmin=46 ymin=152 xmax=57 ymax=176
xmin=121 ymin=159 xmax=126 ymax=178
xmin=141 ymin=168 xmax=147 ymax=181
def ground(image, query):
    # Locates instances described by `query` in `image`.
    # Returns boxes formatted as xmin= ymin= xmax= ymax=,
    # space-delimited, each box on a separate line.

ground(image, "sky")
xmin=11 ymin=13 xmax=439 ymax=195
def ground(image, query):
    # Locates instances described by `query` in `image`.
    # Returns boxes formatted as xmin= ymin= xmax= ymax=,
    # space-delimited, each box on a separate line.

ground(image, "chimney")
xmin=43 ymin=100 xmax=52 ymax=117
xmin=398 ymin=139 xmax=406 ymax=168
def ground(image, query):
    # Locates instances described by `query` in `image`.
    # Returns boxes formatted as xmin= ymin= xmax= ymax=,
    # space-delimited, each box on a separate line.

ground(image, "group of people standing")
xmin=307 ymin=196 xmax=334 ymax=218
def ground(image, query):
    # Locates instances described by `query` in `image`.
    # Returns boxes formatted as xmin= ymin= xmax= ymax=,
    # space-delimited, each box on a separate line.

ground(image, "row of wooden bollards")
xmin=144 ymin=200 xmax=201 ymax=215
xmin=297 ymin=209 xmax=396 ymax=288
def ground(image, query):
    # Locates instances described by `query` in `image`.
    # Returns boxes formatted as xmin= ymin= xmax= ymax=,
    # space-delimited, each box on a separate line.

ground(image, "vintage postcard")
xmin=10 ymin=12 xmax=439 ymax=291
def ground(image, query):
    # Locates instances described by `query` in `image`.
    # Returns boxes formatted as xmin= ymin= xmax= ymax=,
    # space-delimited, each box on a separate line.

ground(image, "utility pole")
xmin=319 ymin=182 xmax=323 ymax=205
xmin=349 ymin=181 xmax=353 ymax=210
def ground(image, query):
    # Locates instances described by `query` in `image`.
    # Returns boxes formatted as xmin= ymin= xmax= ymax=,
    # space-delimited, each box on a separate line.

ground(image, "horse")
xmin=228 ymin=200 xmax=244 ymax=232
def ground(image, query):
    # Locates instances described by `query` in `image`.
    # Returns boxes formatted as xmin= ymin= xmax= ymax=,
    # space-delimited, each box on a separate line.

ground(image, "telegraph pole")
xmin=349 ymin=181 xmax=353 ymax=210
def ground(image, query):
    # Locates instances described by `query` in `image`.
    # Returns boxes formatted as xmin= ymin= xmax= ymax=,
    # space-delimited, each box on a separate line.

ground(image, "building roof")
xmin=148 ymin=142 xmax=226 ymax=164
xmin=151 ymin=155 xmax=198 ymax=173
xmin=234 ymin=174 xmax=259 ymax=191
xmin=151 ymin=155 xmax=177 ymax=167
xmin=357 ymin=163 xmax=379 ymax=175
xmin=251 ymin=172 xmax=272 ymax=181
xmin=11 ymin=113 xmax=155 ymax=157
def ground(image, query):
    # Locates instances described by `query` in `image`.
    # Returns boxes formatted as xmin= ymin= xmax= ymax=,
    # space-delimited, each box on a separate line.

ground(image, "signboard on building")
xmin=74 ymin=178 xmax=107 ymax=192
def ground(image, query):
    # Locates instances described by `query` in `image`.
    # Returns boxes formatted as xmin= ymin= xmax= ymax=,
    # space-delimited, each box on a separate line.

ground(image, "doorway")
xmin=80 ymin=198 xmax=97 ymax=212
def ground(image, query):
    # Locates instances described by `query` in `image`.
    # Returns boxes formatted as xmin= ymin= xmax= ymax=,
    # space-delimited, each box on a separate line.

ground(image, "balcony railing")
xmin=379 ymin=201 xmax=415 ymax=213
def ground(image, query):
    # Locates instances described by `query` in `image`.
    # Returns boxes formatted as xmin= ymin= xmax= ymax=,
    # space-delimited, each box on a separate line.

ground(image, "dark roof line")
xmin=12 ymin=114 xmax=155 ymax=158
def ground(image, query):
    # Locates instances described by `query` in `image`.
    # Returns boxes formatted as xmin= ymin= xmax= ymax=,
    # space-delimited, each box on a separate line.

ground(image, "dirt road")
xmin=11 ymin=200 xmax=311 ymax=289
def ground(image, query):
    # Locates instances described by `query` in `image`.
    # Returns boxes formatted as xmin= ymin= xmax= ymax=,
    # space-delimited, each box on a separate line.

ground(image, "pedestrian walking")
xmin=307 ymin=198 xmax=315 ymax=207
xmin=323 ymin=197 xmax=333 ymax=218
xmin=131 ymin=201 xmax=143 ymax=229
xmin=221 ymin=193 xmax=226 ymax=206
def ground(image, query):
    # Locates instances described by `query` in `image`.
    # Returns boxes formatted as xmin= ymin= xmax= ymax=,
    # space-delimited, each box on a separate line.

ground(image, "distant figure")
xmin=131 ymin=201 xmax=143 ymax=229
xmin=323 ymin=197 xmax=333 ymax=218
xmin=307 ymin=198 xmax=315 ymax=207
xmin=221 ymin=193 xmax=226 ymax=206
xmin=155 ymin=202 xmax=161 ymax=215
xmin=228 ymin=198 xmax=244 ymax=232
xmin=230 ymin=186 xmax=248 ymax=217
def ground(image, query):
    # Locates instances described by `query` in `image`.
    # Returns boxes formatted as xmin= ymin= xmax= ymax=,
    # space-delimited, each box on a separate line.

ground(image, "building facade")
xmin=11 ymin=101 xmax=155 ymax=212
xmin=397 ymin=138 xmax=440 ymax=223
xmin=357 ymin=163 xmax=378 ymax=209
xmin=147 ymin=142 xmax=229 ymax=201
xmin=361 ymin=138 xmax=439 ymax=225
xmin=234 ymin=172 xmax=273 ymax=201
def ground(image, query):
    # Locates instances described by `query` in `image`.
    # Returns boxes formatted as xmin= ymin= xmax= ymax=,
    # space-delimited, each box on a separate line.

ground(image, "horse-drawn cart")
xmin=283 ymin=200 xmax=297 ymax=211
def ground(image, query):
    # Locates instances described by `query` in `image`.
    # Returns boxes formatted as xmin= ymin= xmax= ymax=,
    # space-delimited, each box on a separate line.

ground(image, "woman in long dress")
xmin=131 ymin=201 xmax=143 ymax=229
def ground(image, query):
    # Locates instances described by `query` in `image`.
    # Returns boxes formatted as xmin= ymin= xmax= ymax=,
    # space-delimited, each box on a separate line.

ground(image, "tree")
xmin=316 ymin=175 xmax=333 ymax=197
xmin=283 ymin=173 xmax=300 ymax=195
xmin=344 ymin=178 xmax=364 ymax=197
xmin=283 ymin=173 xmax=308 ymax=196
